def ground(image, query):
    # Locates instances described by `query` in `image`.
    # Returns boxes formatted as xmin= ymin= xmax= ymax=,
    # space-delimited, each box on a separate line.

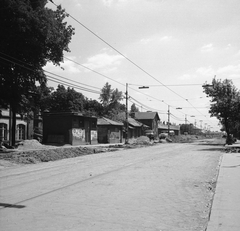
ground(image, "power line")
xmin=50 ymin=0 xmax=216 ymax=125
xmin=63 ymin=56 xmax=125 ymax=87
xmin=130 ymin=83 xmax=204 ymax=87
xmin=48 ymin=1 xmax=201 ymax=103
xmin=0 ymin=54 xmax=100 ymax=95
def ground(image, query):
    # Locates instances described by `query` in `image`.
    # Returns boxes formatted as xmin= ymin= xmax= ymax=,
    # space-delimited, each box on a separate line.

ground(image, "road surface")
xmin=0 ymin=141 xmax=223 ymax=231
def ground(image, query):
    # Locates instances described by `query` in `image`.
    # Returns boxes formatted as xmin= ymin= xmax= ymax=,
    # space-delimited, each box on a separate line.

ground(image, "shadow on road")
xmin=196 ymin=143 xmax=225 ymax=152
xmin=0 ymin=203 xmax=26 ymax=209
xmin=198 ymin=147 xmax=224 ymax=152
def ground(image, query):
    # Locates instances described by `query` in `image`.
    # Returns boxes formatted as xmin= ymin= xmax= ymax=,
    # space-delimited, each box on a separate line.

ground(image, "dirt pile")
xmin=16 ymin=139 xmax=54 ymax=150
xmin=0 ymin=137 xmax=156 ymax=166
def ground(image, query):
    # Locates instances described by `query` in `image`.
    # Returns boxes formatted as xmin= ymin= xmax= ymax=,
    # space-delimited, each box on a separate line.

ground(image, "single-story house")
xmin=158 ymin=122 xmax=180 ymax=135
xmin=43 ymin=112 xmax=97 ymax=145
xmin=133 ymin=112 xmax=160 ymax=138
xmin=127 ymin=117 xmax=146 ymax=138
xmin=97 ymin=117 xmax=123 ymax=144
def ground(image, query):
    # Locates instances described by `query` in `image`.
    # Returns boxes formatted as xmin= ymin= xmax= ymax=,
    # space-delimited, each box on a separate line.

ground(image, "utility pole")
xmin=168 ymin=105 xmax=170 ymax=134
xmin=125 ymin=83 xmax=129 ymax=144
xmin=185 ymin=114 xmax=187 ymax=124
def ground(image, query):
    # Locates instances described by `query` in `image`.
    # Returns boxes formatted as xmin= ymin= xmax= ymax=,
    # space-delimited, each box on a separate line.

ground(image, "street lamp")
xmin=138 ymin=86 xmax=149 ymax=89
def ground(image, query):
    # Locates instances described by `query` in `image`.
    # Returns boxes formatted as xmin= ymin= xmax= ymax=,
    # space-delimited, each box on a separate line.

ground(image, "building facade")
xmin=43 ymin=112 xmax=98 ymax=145
xmin=0 ymin=109 xmax=29 ymax=143
xmin=97 ymin=117 xmax=123 ymax=144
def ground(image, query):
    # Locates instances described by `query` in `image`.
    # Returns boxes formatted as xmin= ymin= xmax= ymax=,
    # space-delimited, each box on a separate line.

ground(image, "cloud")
xmin=73 ymin=0 xmax=82 ymax=7
xmin=194 ymin=63 xmax=240 ymax=79
xmin=235 ymin=50 xmax=240 ymax=56
xmin=101 ymin=0 xmax=127 ymax=7
xmin=44 ymin=56 xmax=82 ymax=74
xmin=178 ymin=74 xmax=196 ymax=80
xmin=159 ymin=36 xmax=173 ymax=41
xmin=200 ymin=43 xmax=213 ymax=53
xmin=196 ymin=66 xmax=215 ymax=76
xmin=83 ymin=52 xmax=124 ymax=72
xmin=217 ymin=64 xmax=240 ymax=78
xmin=102 ymin=0 xmax=113 ymax=7
xmin=139 ymin=35 xmax=173 ymax=44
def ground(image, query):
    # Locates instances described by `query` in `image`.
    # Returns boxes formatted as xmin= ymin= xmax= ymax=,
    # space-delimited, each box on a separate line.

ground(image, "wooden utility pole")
xmin=125 ymin=83 xmax=129 ymax=144
xmin=168 ymin=105 xmax=170 ymax=134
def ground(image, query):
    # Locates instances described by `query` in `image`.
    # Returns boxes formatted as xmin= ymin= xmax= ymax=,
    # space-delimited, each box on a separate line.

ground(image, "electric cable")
xmin=48 ymin=0 xmax=207 ymax=118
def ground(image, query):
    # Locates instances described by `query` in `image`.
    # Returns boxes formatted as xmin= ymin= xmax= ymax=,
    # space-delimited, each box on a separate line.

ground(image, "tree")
xmin=99 ymin=82 xmax=113 ymax=107
xmin=203 ymin=78 xmax=240 ymax=143
xmin=99 ymin=82 xmax=124 ymax=118
xmin=48 ymin=85 xmax=85 ymax=112
xmin=84 ymin=99 xmax=103 ymax=117
xmin=0 ymin=0 xmax=74 ymax=145
xmin=130 ymin=103 xmax=139 ymax=113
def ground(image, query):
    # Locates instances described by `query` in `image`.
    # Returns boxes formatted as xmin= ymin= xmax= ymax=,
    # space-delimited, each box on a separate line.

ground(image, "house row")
xmin=1 ymin=109 xmax=180 ymax=146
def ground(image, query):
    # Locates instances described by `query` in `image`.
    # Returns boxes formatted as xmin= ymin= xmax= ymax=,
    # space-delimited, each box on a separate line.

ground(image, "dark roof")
xmin=43 ymin=111 xmax=97 ymax=119
xmin=97 ymin=117 xmax=124 ymax=126
xmin=158 ymin=123 xmax=180 ymax=130
xmin=134 ymin=112 xmax=160 ymax=121
xmin=128 ymin=117 xmax=143 ymax=127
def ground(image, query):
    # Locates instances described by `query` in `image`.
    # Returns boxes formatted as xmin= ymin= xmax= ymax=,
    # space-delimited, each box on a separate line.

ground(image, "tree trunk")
xmin=11 ymin=104 xmax=17 ymax=146
xmin=224 ymin=117 xmax=231 ymax=145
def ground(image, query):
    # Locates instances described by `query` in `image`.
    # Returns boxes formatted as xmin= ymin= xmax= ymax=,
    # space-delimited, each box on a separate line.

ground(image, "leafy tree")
xmin=0 ymin=0 xmax=74 ymax=144
xmin=130 ymin=103 xmax=139 ymax=113
xmin=84 ymin=99 xmax=103 ymax=116
xmin=99 ymin=82 xmax=113 ymax=107
xmin=34 ymin=84 xmax=54 ymax=114
xmin=99 ymin=82 xmax=124 ymax=118
xmin=203 ymin=78 xmax=240 ymax=143
xmin=48 ymin=85 xmax=85 ymax=112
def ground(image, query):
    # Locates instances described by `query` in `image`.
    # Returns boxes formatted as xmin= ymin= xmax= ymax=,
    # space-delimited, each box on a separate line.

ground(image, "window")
xmin=17 ymin=124 xmax=25 ymax=140
xmin=0 ymin=123 xmax=7 ymax=141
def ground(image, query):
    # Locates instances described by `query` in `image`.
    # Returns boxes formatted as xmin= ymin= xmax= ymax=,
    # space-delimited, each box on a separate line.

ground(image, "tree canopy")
xmin=0 ymin=0 xmax=74 ymax=111
xmin=130 ymin=103 xmax=139 ymax=113
xmin=99 ymin=82 xmax=125 ymax=119
xmin=47 ymin=85 xmax=85 ymax=112
xmin=203 ymin=77 xmax=240 ymax=142
xmin=0 ymin=0 xmax=74 ymax=144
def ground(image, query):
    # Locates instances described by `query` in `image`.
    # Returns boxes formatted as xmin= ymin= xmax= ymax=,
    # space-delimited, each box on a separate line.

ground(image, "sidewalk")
xmin=207 ymin=146 xmax=240 ymax=231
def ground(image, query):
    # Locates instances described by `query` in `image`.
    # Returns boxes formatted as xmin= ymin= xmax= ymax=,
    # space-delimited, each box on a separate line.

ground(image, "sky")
xmin=45 ymin=0 xmax=240 ymax=132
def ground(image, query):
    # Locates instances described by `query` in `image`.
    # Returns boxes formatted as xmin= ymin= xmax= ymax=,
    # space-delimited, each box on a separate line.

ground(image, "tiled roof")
xmin=97 ymin=117 xmax=124 ymax=126
xmin=134 ymin=112 xmax=160 ymax=120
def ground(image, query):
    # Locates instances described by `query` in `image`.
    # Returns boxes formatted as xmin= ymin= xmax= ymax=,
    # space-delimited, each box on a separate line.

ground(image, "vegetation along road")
xmin=0 ymin=140 xmax=223 ymax=231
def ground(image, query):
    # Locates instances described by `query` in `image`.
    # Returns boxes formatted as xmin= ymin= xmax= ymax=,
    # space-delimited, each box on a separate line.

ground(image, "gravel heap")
xmin=16 ymin=139 xmax=52 ymax=150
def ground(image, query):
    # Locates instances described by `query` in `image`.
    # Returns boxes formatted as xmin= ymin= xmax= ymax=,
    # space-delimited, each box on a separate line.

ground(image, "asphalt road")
xmin=0 ymin=141 xmax=223 ymax=231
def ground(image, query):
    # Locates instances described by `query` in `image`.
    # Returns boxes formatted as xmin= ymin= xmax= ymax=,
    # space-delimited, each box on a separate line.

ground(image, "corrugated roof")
xmin=97 ymin=117 xmax=124 ymax=126
xmin=134 ymin=112 xmax=160 ymax=120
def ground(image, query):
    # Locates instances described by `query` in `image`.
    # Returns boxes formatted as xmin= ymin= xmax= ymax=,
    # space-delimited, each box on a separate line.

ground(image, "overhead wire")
xmin=1 ymin=52 xmax=213 ymax=127
xmin=5 ymin=0 xmax=219 ymax=128
xmin=48 ymin=0 xmax=210 ymax=120
xmin=0 ymin=54 xmax=100 ymax=95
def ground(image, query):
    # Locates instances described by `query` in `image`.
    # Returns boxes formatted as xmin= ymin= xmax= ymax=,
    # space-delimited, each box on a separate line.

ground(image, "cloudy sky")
xmin=45 ymin=0 xmax=240 ymax=131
